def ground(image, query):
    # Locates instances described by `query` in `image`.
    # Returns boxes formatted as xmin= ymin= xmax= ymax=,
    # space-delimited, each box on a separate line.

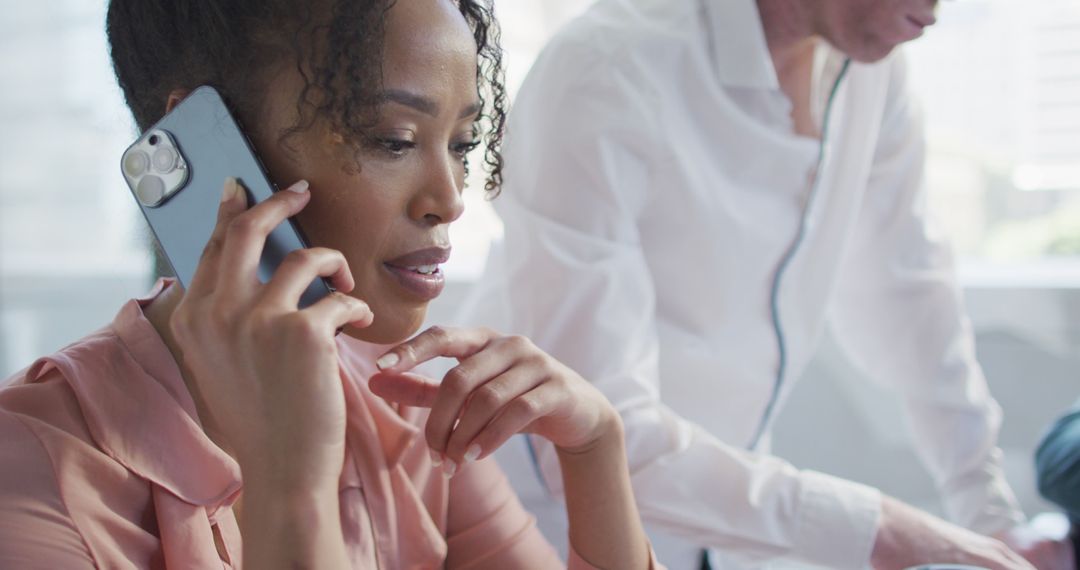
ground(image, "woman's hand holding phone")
xmin=169 ymin=178 xmax=371 ymax=564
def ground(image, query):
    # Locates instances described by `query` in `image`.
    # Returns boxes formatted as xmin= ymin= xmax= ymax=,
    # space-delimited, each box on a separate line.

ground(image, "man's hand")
xmin=871 ymin=496 xmax=1036 ymax=570
xmin=995 ymin=518 xmax=1074 ymax=570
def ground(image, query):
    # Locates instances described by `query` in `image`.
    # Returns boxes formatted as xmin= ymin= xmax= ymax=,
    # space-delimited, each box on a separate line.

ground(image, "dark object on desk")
xmin=1037 ymin=399 xmax=1080 ymax=520
xmin=1036 ymin=397 xmax=1080 ymax=570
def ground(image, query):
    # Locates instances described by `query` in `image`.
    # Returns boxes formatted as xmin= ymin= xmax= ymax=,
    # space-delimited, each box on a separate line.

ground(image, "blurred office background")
xmin=2 ymin=0 xmax=1079 ymax=526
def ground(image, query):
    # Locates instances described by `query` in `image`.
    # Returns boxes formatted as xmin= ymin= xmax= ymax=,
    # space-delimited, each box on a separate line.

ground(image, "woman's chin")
xmin=341 ymin=308 xmax=427 ymax=346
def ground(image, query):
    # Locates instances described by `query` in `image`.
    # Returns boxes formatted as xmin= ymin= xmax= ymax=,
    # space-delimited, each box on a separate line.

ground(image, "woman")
xmin=0 ymin=0 xmax=658 ymax=568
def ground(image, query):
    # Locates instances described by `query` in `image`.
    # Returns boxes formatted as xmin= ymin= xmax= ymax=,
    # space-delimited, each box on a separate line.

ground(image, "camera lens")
xmin=152 ymin=147 xmax=177 ymax=173
xmin=123 ymin=150 xmax=150 ymax=178
xmin=136 ymin=175 xmax=166 ymax=206
xmin=148 ymin=134 xmax=159 ymax=146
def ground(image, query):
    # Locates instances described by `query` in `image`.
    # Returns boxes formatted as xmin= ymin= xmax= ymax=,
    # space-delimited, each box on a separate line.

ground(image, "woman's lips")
xmin=383 ymin=263 xmax=445 ymax=301
xmin=382 ymin=246 xmax=451 ymax=301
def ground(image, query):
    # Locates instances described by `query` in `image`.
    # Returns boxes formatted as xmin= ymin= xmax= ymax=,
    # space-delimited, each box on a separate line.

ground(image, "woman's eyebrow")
xmin=381 ymin=89 xmax=439 ymax=116
xmin=460 ymin=100 xmax=482 ymax=120
xmin=380 ymin=89 xmax=482 ymax=120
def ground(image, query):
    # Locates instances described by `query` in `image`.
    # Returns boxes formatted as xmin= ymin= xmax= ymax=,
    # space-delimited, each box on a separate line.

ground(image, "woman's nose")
xmin=409 ymin=156 xmax=465 ymax=225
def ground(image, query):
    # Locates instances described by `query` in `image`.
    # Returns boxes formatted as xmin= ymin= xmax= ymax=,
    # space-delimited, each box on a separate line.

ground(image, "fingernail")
xmin=376 ymin=352 xmax=399 ymax=370
xmin=442 ymin=460 xmax=457 ymax=478
xmin=284 ymin=179 xmax=309 ymax=193
xmin=429 ymin=449 xmax=442 ymax=466
xmin=221 ymin=177 xmax=239 ymax=203
xmin=464 ymin=444 xmax=481 ymax=463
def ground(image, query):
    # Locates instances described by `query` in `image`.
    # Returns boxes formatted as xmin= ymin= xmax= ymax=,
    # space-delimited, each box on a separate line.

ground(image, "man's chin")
xmin=820 ymin=35 xmax=896 ymax=65
xmin=844 ymin=42 xmax=898 ymax=64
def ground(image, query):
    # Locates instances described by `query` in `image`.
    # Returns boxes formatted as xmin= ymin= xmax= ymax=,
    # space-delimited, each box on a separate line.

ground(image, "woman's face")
xmin=252 ymin=0 xmax=480 ymax=344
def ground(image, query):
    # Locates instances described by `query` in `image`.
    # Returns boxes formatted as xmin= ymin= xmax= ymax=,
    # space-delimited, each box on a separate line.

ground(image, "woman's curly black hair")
xmin=106 ymin=0 xmax=506 ymax=196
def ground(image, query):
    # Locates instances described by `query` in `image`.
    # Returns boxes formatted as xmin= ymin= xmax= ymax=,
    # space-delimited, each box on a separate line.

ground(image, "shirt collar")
xmin=29 ymin=279 xmax=243 ymax=509
xmin=704 ymin=0 xmax=780 ymax=89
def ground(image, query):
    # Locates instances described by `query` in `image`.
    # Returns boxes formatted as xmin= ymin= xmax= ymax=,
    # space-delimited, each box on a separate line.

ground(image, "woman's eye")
xmin=376 ymin=137 xmax=415 ymax=157
xmin=452 ymin=140 xmax=480 ymax=159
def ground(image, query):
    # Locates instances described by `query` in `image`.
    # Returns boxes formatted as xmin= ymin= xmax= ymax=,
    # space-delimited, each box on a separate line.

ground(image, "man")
xmin=457 ymin=0 xmax=1070 ymax=567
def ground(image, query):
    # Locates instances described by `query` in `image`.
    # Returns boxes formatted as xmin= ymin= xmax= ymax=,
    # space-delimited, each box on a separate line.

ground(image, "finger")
xmin=376 ymin=326 xmax=499 ymax=372
xmin=442 ymin=365 xmax=546 ymax=464
xmin=464 ymin=383 xmax=560 ymax=463
xmin=302 ymin=291 xmax=373 ymax=331
xmin=216 ymin=179 xmax=311 ymax=294
xmin=260 ymin=247 xmax=354 ymax=307
xmin=369 ymin=372 xmax=440 ymax=407
xmin=185 ymin=177 xmax=251 ymax=297
xmin=424 ymin=345 xmax=520 ymax=454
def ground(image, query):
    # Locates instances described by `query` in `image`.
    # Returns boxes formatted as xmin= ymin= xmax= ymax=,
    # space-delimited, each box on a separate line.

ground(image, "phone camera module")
xmin=136 ymin=175 xmax=166 ymax=206
xmin=123 ymin=129 xmax=188 ymax=208
xmin=152 ymin=147 xmax=178 ymax=173
xmin=123 ymin=150 xmax=150 ymax=178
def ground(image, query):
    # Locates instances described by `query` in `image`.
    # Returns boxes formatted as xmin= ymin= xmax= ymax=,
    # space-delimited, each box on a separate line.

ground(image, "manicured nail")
xmin=284 ymin=179 xmax=309 ymax=193
xmin=442 ymin=460 xmax=457 ymax=478
xmin=464 ymin=444 xmax=481 ymax=463
xmin=429 ymin=449 xmax=442 ymax=466
xmin=376 ymin=352 xmax=399 ymax=370
xmin=221 ymin=177 xmax=240 ymax=203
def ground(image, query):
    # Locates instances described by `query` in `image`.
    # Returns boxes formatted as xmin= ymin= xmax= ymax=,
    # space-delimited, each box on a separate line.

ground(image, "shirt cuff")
xmin=792 ymin=470 xmax=882 ymax=569
xmin=940 ymin=450 xmax=1025 ymax=535
xmin=567 ymin=544 xmax=665 ymax=570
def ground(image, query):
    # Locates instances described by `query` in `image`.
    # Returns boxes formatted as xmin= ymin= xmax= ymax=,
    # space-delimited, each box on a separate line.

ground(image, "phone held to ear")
xmin=120 ymin=85 xmax=332 ymax=308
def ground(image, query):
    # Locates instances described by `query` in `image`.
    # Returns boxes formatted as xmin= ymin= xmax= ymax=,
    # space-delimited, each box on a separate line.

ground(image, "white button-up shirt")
xmin=455 ymin=0 xmax=1024 ymax=567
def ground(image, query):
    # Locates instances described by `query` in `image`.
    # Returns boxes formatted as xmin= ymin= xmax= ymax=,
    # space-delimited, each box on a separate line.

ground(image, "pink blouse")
xmin=0 ymin=281 xmax=650 ymax=569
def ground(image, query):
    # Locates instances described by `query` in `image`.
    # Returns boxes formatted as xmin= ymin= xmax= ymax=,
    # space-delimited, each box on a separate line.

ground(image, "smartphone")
xmin=120 ymin=85 xmax=332 ymax=308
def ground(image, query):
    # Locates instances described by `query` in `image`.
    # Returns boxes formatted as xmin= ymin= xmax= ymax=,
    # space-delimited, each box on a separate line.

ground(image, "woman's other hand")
xmin=372 ymin=326 xmax=654 ymax=569
xmin=369 ymin=326 xmax=620 ymax=473
xmin=170 ymin=178 xmax=374 ymax=492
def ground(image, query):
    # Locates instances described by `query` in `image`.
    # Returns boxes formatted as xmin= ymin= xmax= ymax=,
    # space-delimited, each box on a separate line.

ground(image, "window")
xmin=907 ymin=0 xmax=1080 ymax=280
xmin=0 ymin=1 xmax=150 ymax=377
xmin=445 ymin=0 xmax=588 ymax=281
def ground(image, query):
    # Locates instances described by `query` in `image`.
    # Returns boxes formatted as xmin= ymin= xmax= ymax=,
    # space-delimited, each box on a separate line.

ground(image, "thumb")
xmin=369 ymin=372 xmax=439 ymax=408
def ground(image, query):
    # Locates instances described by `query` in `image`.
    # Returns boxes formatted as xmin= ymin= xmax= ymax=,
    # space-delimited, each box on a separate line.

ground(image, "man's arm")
xmin=828 ymin=50 xmax=1024 ymax=535
xmin=496 ymin=190 xmax=883 ymax=568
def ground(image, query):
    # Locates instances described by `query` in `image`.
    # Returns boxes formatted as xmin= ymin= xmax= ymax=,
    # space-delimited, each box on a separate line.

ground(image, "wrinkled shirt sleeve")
xmin=445 ymin=456 xmax=662 ymax=569
xmin=444 ymin=455 xmax=563 ymax=568
xmin=1036 ymin=398 xmax=1080 ymax=520
xmin=828 ymin=53 xmax=1024 ymax=535
xmin=480 ymin=44 xmax=882 ymax=570
xmin=0 ymin=409 xmax=96 ymax=568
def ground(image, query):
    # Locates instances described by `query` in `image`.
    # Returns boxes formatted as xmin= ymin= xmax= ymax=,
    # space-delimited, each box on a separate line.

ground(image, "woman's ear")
xmin=165 ymin=89 xmax=191 ymax=114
